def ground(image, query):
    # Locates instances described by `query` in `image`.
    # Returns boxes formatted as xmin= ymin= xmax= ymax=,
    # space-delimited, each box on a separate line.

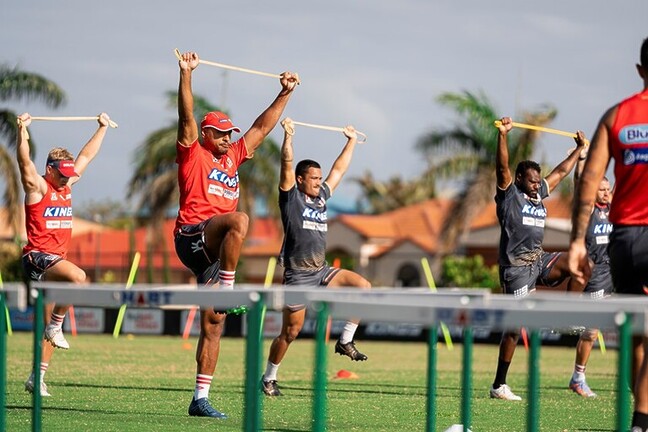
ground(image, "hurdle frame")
xmin=25 ymin=283 xmax=648 ymax=432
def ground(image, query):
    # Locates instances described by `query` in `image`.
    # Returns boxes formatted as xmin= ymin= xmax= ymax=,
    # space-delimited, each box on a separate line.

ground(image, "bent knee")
xmin=283 ymin=329 xmax=301 ymax=344
xmin=71 ymin=269 xmax=86 ymax=284
xmin=230 ymin=212 xmax=249 ymax=235
xmin=580 ymin=328 xmax=599 ymax=342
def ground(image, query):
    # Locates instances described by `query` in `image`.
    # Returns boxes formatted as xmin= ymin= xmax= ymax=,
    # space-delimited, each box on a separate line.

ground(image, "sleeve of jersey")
xmin=540 ymin=179 xmax=550 ymax=199
xmin=279 ymin=185 xmax=296 ymax=206
xmin=175 ymin=139 xmax=198 ymax=164
xmin=231 ymin=137 xmax=251 ymax=168
xmin=321 ymin=183 xmax=332 ymax=201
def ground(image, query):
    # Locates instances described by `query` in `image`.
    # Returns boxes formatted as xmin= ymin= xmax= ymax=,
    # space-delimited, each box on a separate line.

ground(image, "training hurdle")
xmin=29 ymin=282 xmax=315 ymax=432
xmin=26 ymin=283 xmax=648 ymax=432
xmin=306 ymin=289 xmax=648 ymax=432
xmin=0 ymin=283 xmax=27 ymax=432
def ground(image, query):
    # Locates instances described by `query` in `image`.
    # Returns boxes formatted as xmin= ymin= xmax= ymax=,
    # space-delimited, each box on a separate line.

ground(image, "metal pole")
xmin=616 ymin=313 xmax=631 ymax=432
xmin=312 ymin=303 xmax=329 ymax=432
xmin=0 ymin=292 xmax=6 ymax=432
xmin=527 ymin=330 xmax=541 ymax=432
xmin=32 ymin=288 xmax=43 ymax=432
xmin=244 ymin=295 xmax=263 ymax=432
xmin=426 ymin=326 xmax=438 ymax=432
xmin=461 ymin=327 xmax=473 ymax=431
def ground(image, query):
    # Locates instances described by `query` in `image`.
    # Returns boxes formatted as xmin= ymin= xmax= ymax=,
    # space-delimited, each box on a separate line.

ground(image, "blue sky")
xmin=4 ymin=1 xmax=647 ymax=211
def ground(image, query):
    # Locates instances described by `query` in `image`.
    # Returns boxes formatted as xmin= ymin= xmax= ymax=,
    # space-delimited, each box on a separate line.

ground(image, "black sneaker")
xmin=188 ymin=397 xmax=228 ymax=419
xmin=261 ymin=379 xmax=282 ymax=396
xmin=335 ymin=340 xmax=368 ymax=361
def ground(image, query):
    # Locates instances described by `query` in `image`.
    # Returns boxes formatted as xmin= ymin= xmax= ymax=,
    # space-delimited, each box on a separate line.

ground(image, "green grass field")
xmin=4 ymin=332 xmax=628 ymax=431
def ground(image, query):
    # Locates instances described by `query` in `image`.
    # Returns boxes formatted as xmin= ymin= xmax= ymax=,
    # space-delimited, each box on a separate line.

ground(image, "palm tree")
xmin=416 ymin=90 xmax=557 ymax=264
xmin=354 ymin=170 xmax=436 ymax=214
xmin=0 ymin=64 xmax=65 ymax=237
xmin=127 ymin=91 xmax=280 ymax=281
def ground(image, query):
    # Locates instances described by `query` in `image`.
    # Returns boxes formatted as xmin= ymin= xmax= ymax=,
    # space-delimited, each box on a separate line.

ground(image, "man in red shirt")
xmin=569 ymin=37 xmax=648 ymax=431
xmin=174 ymin=51 xmax=299 ymax=419
xmin=17 ymin=112 xmax=112 ymax=397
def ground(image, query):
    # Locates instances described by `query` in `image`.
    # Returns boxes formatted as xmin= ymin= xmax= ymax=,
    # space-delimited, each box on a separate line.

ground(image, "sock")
xmin=339 ymin=322 xmax=358 ymax=344
xmin=632 ymin=411 xmax=648 ymax=431
xmin=572 ymin=364 xmax=586 ymax=382
xmin=40 ymin=362 xmax=49 ymax=382
xmin=218 ymin=270 xmax=236 ymax=290
xmin=493 ymin=359 xmax=511 ymax=388
xmin=194 ymin=374 xmax=212 ymax=400
xmin=263 ymin=362 xmax=280 ymax=381
xmin=49 ymin=313 xmax=65 ymax=329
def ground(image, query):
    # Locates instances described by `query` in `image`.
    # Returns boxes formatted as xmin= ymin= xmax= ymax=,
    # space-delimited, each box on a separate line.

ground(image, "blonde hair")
xmin=46 ymin=147 xmax=74 ymax=163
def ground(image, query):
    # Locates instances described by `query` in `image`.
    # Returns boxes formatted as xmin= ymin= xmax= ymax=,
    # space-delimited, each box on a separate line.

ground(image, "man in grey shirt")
xmin=261 ymin=118 xmax=370 ymax=397
xmin=490 ymin=116 xmax=587 ymax=401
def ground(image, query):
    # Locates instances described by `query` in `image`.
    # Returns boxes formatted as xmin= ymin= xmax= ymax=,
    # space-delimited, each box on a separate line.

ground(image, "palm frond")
xmin=0 ymin=145 xmax=21 ymax=236
xmin=0 ymin=65 xmax=65 ymax=107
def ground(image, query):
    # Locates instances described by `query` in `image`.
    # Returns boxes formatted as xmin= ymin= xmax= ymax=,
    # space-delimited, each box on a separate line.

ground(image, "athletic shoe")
xmin=489 ymin=384 xmax=522 ymax=401
xmin=24 ymin=376 xmax=51 ymax=397
xmin=188 ymin=397 xmax=228 ymax=419
xmin=334 ymin=340 xmax=368 ymax=361
xmin=261 ymin=379 xmax=282 ymax=396
xmin=569 ymin=378 xmax=597 ymax=398
xmin=44 ymin=325 xmax=69 ymax=350
xmin=226 ymin=305 xmax=249 ymax=315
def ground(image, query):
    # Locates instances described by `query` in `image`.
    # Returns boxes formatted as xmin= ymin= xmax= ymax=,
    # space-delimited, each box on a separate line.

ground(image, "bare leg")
xmin=196 ymin=309 xmax=227 ymax=375
xmin=267 ymin=308 xmax=306 ymax=367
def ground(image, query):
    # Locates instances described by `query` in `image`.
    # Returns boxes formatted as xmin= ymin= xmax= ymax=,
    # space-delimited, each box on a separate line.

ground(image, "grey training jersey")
xmin=586 ymin=204 xmax=612 ymax=265
xmin=496 ymin=180 xmax=549 ymax=267
xmin=278 ymin=183 xmax=331 ymax=270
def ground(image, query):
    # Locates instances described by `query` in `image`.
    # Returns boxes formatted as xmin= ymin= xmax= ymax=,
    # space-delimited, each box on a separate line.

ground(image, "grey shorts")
xmin=22 ymin=251 xmax=64 ymax=282
xmin=584 ymin=262 xmax=613 ymax=299
xmin=499 ymin=252 xmax=564 ymax=298
xmin=283 ymin=266 xmax=341 ymax=311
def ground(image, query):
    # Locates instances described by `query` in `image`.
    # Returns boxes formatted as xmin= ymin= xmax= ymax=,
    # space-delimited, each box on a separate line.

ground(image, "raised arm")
xmin=243 ymin=71 xmax=300 ymax=155
xmin=279 ymin=118 xmax=296 ymax=191
xmin=324 ymin=126 xmax=358 ymax=194
xmin=70 ymin=113 xmax=110 ymax=185
xmin=544 ymin=130 xmax=588 ymax=192
xmin=16 ymin=113 xmax=47 ymax=199
xmin=568 ymin=109 xmax=613 ymax=284
xmin=496 ymin=117 xmax=513 ymax=189
xmin=572 ymin=134 xmax=590 ymax=187
xmin=177 ymin=51 xmax=200 ymax=147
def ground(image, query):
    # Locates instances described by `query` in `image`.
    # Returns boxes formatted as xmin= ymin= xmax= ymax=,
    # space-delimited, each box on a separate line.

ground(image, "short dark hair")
xmin=295 ymin=159 xmax=321 ymax=178
xmin=515 ymin=160 xmax=541 ymax=179
xmin=641 ymin=37 xmax=648 ymax=68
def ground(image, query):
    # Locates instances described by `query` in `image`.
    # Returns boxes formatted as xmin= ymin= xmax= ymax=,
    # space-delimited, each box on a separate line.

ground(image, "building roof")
xmin=331 ymin=195 xmax=573 ymax=256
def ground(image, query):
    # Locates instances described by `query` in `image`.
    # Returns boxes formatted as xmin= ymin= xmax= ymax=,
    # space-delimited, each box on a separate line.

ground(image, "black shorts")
xmin=608 ymin=225 xmax=648 ymax=296
xmin=499 ymin=252 xmax=564 ymax=298
xmin=584 ymin=261 xmax=613 ymax=299
xmin=174 ymin=221 xmax=220 ymax=284
xmin=282 ymin=266 xmax=342 ymax=311
xmin=22 ymin=251 xmax=64 ymax=282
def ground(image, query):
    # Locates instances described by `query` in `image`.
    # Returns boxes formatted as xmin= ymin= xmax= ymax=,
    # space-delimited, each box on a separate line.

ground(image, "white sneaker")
xmin=25 ymin=376 xmax=52 ymax=397
xmin=45 ymin=325 xmax=70 ymax=349
xmin=489 ymin=384 xmax=522 ymax=401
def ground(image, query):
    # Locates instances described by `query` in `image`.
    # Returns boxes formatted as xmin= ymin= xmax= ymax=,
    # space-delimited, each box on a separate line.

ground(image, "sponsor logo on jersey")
xmin=302 ymin=220 xmax=327 ymax=232
xmin=302 ymin=208 xmax=327 ymax=222
xmin=619 ymin=124 xmax=648 ymax=145
xmin=521 ymin=205 xmax=546 ymax=218
xmin=593 ymin=223 xmax=613 ymax=235
xmin=50 ymin=192 xmax=57 ymax=201
xmin=207 ymin=168 xmax=240 ymax=188
xmin=623 ymin=148 xmax=648 ymax=165
xmin=43 ymin=206 xmax=73 ymax=217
